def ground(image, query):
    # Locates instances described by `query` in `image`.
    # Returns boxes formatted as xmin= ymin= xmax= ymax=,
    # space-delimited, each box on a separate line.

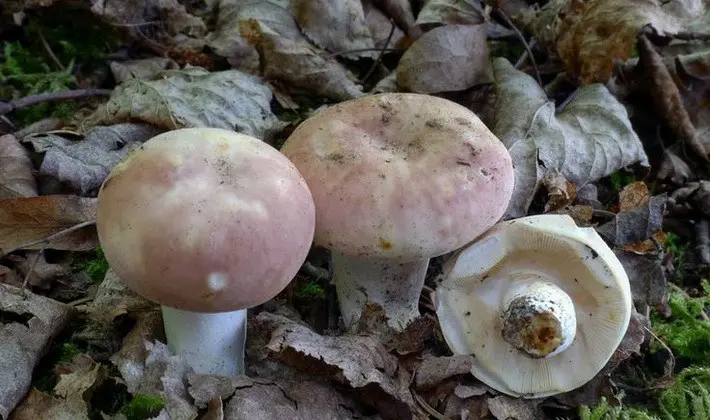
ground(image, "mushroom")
xmin=280 ymin=93 xmax=514 ymax=331
xmin=96 ymin=127 xmax=315 ymax=377
xmin=433 ymin=214 xmax=632 ymax=398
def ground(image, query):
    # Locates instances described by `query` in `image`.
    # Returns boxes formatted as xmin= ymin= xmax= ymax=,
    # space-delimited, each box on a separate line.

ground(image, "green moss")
xmin=296 ymin=280 xmax=326 ymax=301
xmin=118 ymin=394 xmax=165 ymax=420
xmin=609 ymin=169 xmax=637 ymax=193
xmin=664 ymin=232 xmax=688 ymax=282
xmin=652 ymin=280 xmax=710 ymax=365
xmin=657 ymin=367 xmax=710 ymax=420
xmin=579 ymin=397 xmax=656 ymax=420
xmin=71 ymin=248 xmax=109 ymax=283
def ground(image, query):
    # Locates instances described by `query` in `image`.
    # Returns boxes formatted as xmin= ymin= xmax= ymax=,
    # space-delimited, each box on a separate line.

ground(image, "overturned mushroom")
xmin=97 ymin=127 xmax=315 ymax=377
xmin=433 ymin=214 xmax=632 ymax=398
xmin=281 ymin=93 xmax=514 ymax=331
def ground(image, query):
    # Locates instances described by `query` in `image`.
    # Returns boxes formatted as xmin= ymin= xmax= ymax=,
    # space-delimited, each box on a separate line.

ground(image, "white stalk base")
xmin=331 ymin=252 xmax=428 ymax=331
xmin=161 ymin=306 xmax=246 ymax=377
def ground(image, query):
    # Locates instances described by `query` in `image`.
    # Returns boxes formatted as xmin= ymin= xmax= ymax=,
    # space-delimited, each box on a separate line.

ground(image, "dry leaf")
xmin=188 ymin=374 xmax=254 ymax=409
xmin=83 ymin=67 xmax=283 ymax=140
xmin=658 ymin=147 xmax=693 ymax=185
xmin=396 ymin=24 xmax=490 ymax=94
xmin=619 ymin=181 xmax=651 ymax=212
xmin=0 ymin=134 xmax=37 ymax=200
xmin=260 ymin=312 xmax=418 ymax=419
xmin=596 ymin=195 xmax=666 ymax=246
xmin=291 ymin=0 xmax=376 ymax=59
xmin=241 ymin=19 xmax=364 ymax=101
xmin=0 ymin=195 xmax=97 ymax=253
xmin=492 ymin=58 xmax=649 ymax=218
xmin=110 ymin=58 xmax=180 ymax=83
xmin=487 ymin=395 xmax=541 ymax=420
xmin=8 ymin=388 xmax=88 ymax=420
xmin=87 ymin=269 xmax=156 ymax=324
xmin=10 ymin=251 xmax=71 ymax=289
xmin=454 ymin=383 xmax=488 ymax=399
xmin=615 ymin=250 xmax=669 ymax=314
xmin=0 ymin=285 xmax=72 ymax=419
xmin=364 ymin=3 xmax=405 ymax=49
xmin=30 ymin=124 xmax=163 ymax=194
xmin=370 ymin=0 xmax=416 ymax=34
xmin=542 ymin=170 xmax=576 ymax=212
xmin=414 ymin=355 xmax=475 ymax=390
xmin=54 ymin=356 xmax=107 ymax=410
xmin=414 ymin=0 xmax=485 ymax=27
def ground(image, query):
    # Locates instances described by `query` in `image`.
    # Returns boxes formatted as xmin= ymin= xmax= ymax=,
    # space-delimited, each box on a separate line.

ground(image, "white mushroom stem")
xmin=331 ymin=251 xmax=428 ymax=331
xmin=161 ymin=306 xmax=247 ymax=377
xmin=500 ymin=278 xmax=577 ymax=358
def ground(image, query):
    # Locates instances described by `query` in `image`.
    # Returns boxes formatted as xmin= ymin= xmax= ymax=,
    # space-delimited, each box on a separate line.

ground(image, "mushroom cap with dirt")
xmin=280 ymin=93 xmax=515 ymax=331
xmin=433 ymin=214 xmax=632 ymax=398
xmin=96 ymin=127 xmax=316 ymax=376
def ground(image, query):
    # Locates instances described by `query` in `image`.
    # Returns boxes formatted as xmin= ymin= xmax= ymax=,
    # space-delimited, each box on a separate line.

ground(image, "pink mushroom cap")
xmin=97 ymin=128 xmax=316 ymax=312
xmin=281 ymin=93 xmax=515 ymax=261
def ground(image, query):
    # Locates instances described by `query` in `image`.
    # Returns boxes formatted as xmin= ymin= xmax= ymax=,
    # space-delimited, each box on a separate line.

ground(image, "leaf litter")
xmin=2 ymin=0 xmax=710 ymax=418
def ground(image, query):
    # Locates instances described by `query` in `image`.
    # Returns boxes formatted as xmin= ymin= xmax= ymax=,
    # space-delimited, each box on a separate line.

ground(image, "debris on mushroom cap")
xmin=433 ymin=214 xmax=632 ymax=398
xmin=96 ymin=127 xmax=316 ymax=313
xmin=280 ymin=92 xmax=515 ymax=261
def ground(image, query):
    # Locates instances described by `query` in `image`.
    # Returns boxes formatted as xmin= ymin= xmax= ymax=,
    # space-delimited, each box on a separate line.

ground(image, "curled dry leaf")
xmin=0 ymin=195 xmax=97 ymax=253
xmin=0 ymin=134 xmax=37 ymax=200
xmin=83 ymin=67 xmax=283 ymax=140
xmin=596 ymin=195 xmax=666 ymax=246
xmin=0 ymin=285 xmax=72 ymax=419
xmin=30 ymin=124 xmax=164 ymax=195
xmin=241 ymin=19 xmax=364 ymax=101
xmin=492 ymin=58 xmax=649 ymax=218
xmin=542 ymin=170 xmax=576 ymax=212
xmin=291 ymin=0 xmax=376 ymax=59
xmin=396 ymin=24 xmax=491 ymax=94
xmin=110 ymin=58 xmax=180 ymax=83
xmin=618 ymin=181 xmax=650 ymax=212
xmin=259 ymin=312 xmax=418 ymax=419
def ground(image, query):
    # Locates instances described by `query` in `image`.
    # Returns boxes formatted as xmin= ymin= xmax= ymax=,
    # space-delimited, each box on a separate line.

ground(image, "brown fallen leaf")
xmin=291 ymin=0 xmax=376 ymax=59
xmin=487 ymin=395 xmax=541 ymax=420
xmin=370 ymin=0 xmax=416 ymax=35
xmin=414 ymin=0 xmax=485 ymax=28
xmin=108 ymin=311 xmax=164 ymax=389
xmin=364 ymin=3 xmax=405 ymax=50
xmin=188 ymin=374 xmax=255 ymax=409
xmin=396 ymin=24 xmax=491 ymax=94
xmin=87 ymin=269 xmax=156 ymax=325
xmin=0 ymin=285 xmax=72 ymax=419
xmin=9 ymin=251 xmax=71 ymax=289
xmin=414 ymin=355 xmax=475 ymax=391
xmin=0 ymin=134 xmax=37 ymax=200
xmin=542 ymin=170 xmax=576 ymax=212
xmin=260 ymin=312 xmax=419 ymax=419
xmin=54 ymin=355 xmax=107 ymax=411
xmin=596 ymin=195 xmax=666 ymax=246
xmin=241 ymin=19 xmax=364 ymax=101
xmin=619 ymin=181 xmax=650 ymax=212
xmin=0 ymin=195 xmax=97 ymax=253
xmin=658 ymin=146 xmax=694 ymax=185
xmin=9 ymin=388 xmax=88 ymax=420
xmin=110 ymin=58 xmax=180 ymax=83
xmin=616 ymin=250 xmax=669 ymax=314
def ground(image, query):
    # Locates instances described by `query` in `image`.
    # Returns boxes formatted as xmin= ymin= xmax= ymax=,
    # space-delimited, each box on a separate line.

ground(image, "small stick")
xmin=362 ymin=20 xmax=398 ymax=83
xmin=1 ymin=220 xmax=95 ymax=257
xmin=328 ymin=47 xmax=401 ymax=58
xmin=38 ymin=29 xmax=64 ymax=70
xmin=0 ymin=89 xmax=112 ymax=116
xmin=20 ymin=248 xmax=45 ymax=297
xmin=496 ymin=8 xmax=542 ymax=86
xmin=412 ymin=389 xmax=448 ymax=420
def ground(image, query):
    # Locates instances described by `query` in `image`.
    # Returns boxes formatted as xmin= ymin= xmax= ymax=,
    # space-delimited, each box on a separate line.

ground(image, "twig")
xmin=514 ymin=39 xmax=537 ymax=69
xmin=38 ymin=29 xmax=64 ymax=70
xmin=1 ymin=220 xmax=96 ymax=257
xmin=20 ymin=248 xmax=45 ymax=297
xmin=643 ymin=325 xmax=676 ymax=379
xmin=328 ymin=47 xmax=401 ymax=58
xmin=362 ymin=20 xmax=398 ymax=83
xmin=68 ymin=296 xmax=94 ymax=307
xmin=496 ymin=8 xmax=542 ymax=86
xmin=411 ymin=389 xmax=448 ymax=420
xmin=0 ymin=89 xmax=111 ymax=116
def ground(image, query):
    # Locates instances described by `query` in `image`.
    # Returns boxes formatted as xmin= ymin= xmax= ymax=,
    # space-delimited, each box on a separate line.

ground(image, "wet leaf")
xmin=30 ymin=124 xmax=164 ymax=194
xmin=291 ymin=0 xmax=376 ymax=59
xmin=0 ymin=285 xmax=72 ymax=419
xmin=492 ymin=58 xmax=649 ymax=218
xmin=0 ymin=195 xmax=97 ymax=253
xmin=596 ymin=195 xmax=666 ymax=246
xmin=260 ymin=312 xmax=418 ymax=419
xmin=83 ymin=67 xmax=283 ymax=140
xmin=241 ymin=19 xmax=364 ymax=101
xmin=0 ymin=134 xmax=37 ymax=200
xmin=396 ymin=24 xmax=490 ymax=94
